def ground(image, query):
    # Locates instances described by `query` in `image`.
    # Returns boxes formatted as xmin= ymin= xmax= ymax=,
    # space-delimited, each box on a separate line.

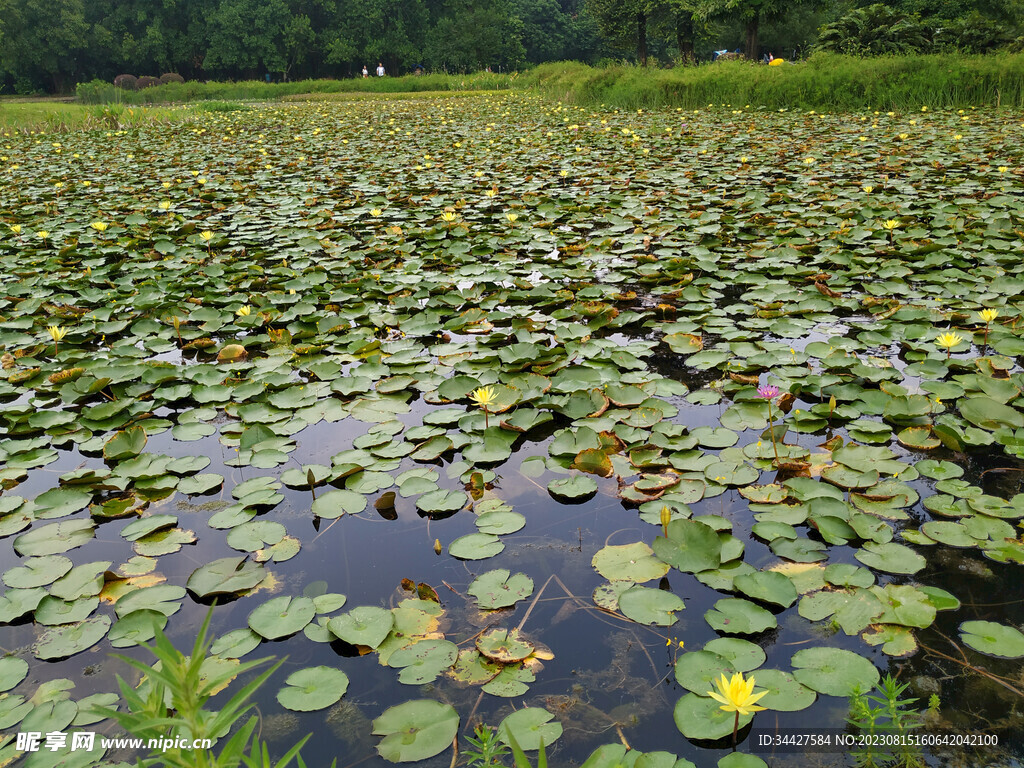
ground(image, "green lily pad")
xmin=703 ymin=638 xmax=767 ymax=673
xmin=653 ymin=519 xmax=723 ymax=573
xmin=210 ymin=628 xmax=262 ymax=659
xmin=467 ymin=569 xmax=534 ymax=610
xmin=592 ymin=542 xmax=670 ymax=583
xmin=312 ymin=489 xmax=367 ymax=518
xmin=109 ymin=609 xmax=168 ymax=648
xmin=673 ymin=692 xmax=753 ymax=741
xmin=0 ymin=657 xmax=29 ymax=692
xmin=34 ymin=616 xmax=111 ymax=660
xmin=674 ymin=650 xmax=736 ymax=694
xmin=373 ymin=699 xmax=459 ymax=763
xmin=618 ymin=585 xmax=685 ymax=626
xmin=959 ymin=620 xmax=1024 ymax=659
xmin=791 ymin=647 xmax=880 ymax=697
xmin=13 ymin=520 xmax=95 ymax=556
xmin=248 ymin=595 xmax=316 ymax=639
xmin=448 ymin=533 xmax=504 ymax=560
xmin=705 ymin=598 xmax=777 ymax=635
xmin=498 ymin=707 xmax=563 ymax=751
xmin=751 ymin=668 xmax=816 ymax=711
xmin=548 ymin=475 xmax=598 ymax=500
xmin=855 ymin=542 xmax=926 ymax=574
xmin=103 ymin=426 xmax=148 ymax=461
xmin=733 ymin=571 xmax=798 ymax=608
xmin=328 ymin=606 xmax=394 ymax=649
xmin=277 ymin=666 xmax=349 ymax=711
xmin=186 ymin=556 xmax=266 ymax=598
xmin=3 ymin=555 xmax=73 ymax=589
xmin=388 ymin=639 xmax=459 ymax=684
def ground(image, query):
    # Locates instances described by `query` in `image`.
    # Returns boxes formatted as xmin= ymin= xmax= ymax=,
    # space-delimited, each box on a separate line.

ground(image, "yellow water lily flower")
xmin=505 ymin=213 xmax=518 ymax=224
xmin=370 ymin=208 xmax=382 ymax=217
xmin=236 ymin=305 xmax=252 ymax=317
xmin=48 ymin=325 xmax=67 ymax=342
xmin=440 ymin=211 xmax=457 ymax=223
xmin=980 ymin=308 xmax=999 ymax=323
xmin=9 ymin=224 xmax=21 ymax=234
xmin=159 ymin=200 xmax=171 ymax=210
xmin=469 ymin=386 xmax=497 ymax=409
xmin=998 ymin=166 xmax=1009 ymax=173
xmin=90 ymin=221 xmax=108 ymax=232
xmin=935 ymin=331 xmax=964 ymax=351
xmin=707 ymin=672 xmax=767 ymax=716
xmin=200 ymin=230 xmax=214 ymax=242
xmin=862 ymin=185 xmax=873 ymax=193
xmin=882 ymin=220 xmax=899 ymax=231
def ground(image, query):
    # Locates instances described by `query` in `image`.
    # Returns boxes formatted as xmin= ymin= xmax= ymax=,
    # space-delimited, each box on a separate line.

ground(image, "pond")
xmin=1 ymin=94 xmax=1023 ymax=768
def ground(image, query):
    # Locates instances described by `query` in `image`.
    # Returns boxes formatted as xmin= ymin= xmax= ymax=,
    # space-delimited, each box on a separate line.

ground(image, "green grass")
xmin=76 ymin=71 xmax=519 ymax=105
xmin=0 ymin=101 xmax=195 ymax=132
xmin=525 ymin=53 xmax=1024 ymax=110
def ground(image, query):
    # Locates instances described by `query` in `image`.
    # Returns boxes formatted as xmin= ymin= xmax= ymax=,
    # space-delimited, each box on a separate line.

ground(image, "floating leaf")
xmin=277 ymin=666 xmax=349 ymax=711
xmin=959 ymin=620 xmax=1024 ymax=659
xmin=328 ymin=606 xmax=394 ymax=649
xmin=498 ymin=707 xmax=563 ymax=751
xmin=592 ymin=542 xmax=669 ymax=583
xmin=791 ymin=647 xmax=880 ymax=697
xmin=372 ymin=699 xmax=459 ymax=763
xmin=467 ymin=569 xmax=534 ymax=610
xmin=618 ymin=585 xmax=685 ymax=626
xmin=186 ymin=557 xmax=266 ymax=598
xmin=248 ymin=595 xmax=316 ymax=639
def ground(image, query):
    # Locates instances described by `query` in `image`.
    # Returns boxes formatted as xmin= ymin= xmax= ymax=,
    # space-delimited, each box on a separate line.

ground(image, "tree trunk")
xmin=676 ymin=12 xmax=695 ymax=63
xmin=637 ymin=10 xmax=648 ymax=66
xmin=744 ymin=13 xmax=760 ymax=60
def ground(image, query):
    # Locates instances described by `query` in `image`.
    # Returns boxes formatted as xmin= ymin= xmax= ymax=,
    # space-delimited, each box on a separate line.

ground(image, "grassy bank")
xmin=76 ymin=71 xmax=518 ymax=105
xmin=0 ymin=101 xmax=198 ymax=132
xmin=526 ymin=54 xmax=1024 ymax=110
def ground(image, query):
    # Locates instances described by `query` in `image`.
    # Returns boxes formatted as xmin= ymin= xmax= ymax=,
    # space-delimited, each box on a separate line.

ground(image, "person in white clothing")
xmin=362 ymin=65 xmax=368 ymax=78
xmin=376 ymin=62 xmax=385 ymax=77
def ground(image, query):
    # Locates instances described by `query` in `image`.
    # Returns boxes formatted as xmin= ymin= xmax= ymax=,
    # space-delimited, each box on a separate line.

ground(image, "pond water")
xmin=1 ymin=94 xmax=1023 ymax=768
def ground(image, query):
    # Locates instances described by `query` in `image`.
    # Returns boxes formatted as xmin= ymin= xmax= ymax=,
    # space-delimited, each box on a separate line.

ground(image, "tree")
xmin=0 ymin=0 xmax=89 ymax=91
xmin=587 ymin=0 xmax=652 ymax=64
xmin=703 ymin=0 xmax=826 ymax=59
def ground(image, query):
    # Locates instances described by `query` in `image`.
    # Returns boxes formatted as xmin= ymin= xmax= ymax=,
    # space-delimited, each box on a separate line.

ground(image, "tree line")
xmin=1 ymin=0 xmax=1021 ymax=93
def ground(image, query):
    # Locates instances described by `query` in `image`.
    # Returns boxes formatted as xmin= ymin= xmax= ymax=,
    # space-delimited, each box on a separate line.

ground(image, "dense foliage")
xmin=1 ymin=91 xmax=1024 ymax=766
xmin=0 ymin=0 xmax=1021 ymax=93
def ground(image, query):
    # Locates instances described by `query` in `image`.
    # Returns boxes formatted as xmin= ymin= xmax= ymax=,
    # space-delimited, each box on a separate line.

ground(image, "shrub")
xmin=76 ymin=79 xmax=117 ymax=104
xmin=137 ymin=76 xmax=161 ymax=89
xmin=113 ymin=74 xmax=138 ymax=90
xmin=160 ymin=72 xmax=185 ymax=85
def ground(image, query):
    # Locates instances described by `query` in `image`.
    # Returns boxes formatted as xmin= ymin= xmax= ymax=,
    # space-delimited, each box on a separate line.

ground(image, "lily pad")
xmin=34 ymin=616 xmax=111 ymax=660
xmin=673 ymin=692 xmax=753 ymax=741
xmin=959 ymin=620 xmax=1024 ymax=659
xmin=791 ymin=647 xmax=880 ymax=697
xmin=372 ymin=699 xmax=459 ymax=763
xmin=467 ymin=569 xmax=534 ymax=610
xmin=498 ymin=707 xmax=563 ymax=751
xmin=751 ymin=668 xmax=816 ymax=711
xmin=855 ymin=542 xmax=926 ymax=574
xmin=705 ymin=598 xmax=777 ymax=635
xmin=592 ymin=542 xmax=670 ymax=583
xmin=328 ymin=606 xmax=394 ymax=649
xmin=277 ymin=666 xmax=349 ymax=711
xmin=186 ymin=556 xmax=266 ymax=598
xmin=448 ymin=533 xmax=504 ymax=560
xmin=248 ymin=596 xmax=316 ymax=639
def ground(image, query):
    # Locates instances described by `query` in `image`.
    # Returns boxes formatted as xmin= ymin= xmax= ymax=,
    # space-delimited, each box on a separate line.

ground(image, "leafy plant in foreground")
xmin=463 ymin=724 xmax=510 ymax=767
xmin=847 ymin=674 xmax=930 ymax=768
xmin=99 ymin=608 xmax=318 ymax=768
